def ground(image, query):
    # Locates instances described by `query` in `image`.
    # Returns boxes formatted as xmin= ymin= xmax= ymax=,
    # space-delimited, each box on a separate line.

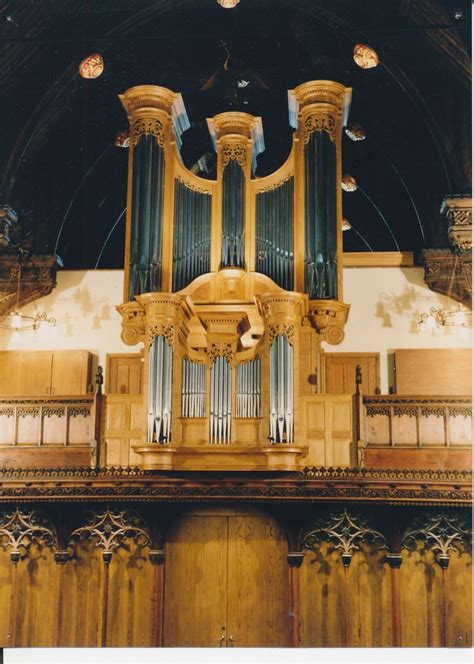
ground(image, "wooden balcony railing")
xmin=0 ymin=391 xmax=102 ymax=469
xmin=356 ymin=394 xmax=472 ymax=470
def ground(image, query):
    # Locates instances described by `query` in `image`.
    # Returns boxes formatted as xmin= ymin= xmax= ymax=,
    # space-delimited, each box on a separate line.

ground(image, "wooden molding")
xmin=342 ymin=252 xmax=414 ymax=267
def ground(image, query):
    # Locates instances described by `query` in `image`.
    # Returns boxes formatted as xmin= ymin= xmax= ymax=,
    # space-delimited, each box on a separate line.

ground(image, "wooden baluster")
xmin=92 ymin=366 xmax=103 ymax=466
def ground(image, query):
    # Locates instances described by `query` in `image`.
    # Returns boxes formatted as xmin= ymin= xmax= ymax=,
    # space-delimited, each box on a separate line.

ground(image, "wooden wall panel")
xmin=446 ymin=550 xmax=472 ymax=647
xmin=0 ymin=546 xmax=12 ymax=646
xmin=103 ymin=395 xmax=145 ymax=466
xmin=347 ymin=546 xmax=392 ymax=647
xmin=163 ymin=515 xmax=228 ymax=647
xmin=399 ymin=546 xmax=443 ymax=647
xmin=59 ymin=539 xmax=104 ymax=646
xmin=14 ymin=542 xmax=57 ymax=646
xmin=0 ymin=352 xmax=19 ymax=395
xmin=227 ymin=515 xmax=290 ymax=647
xmin=106 ymin=541 xmax=155 ymax=646
xmin=394 ymin=349 xmax=472 ymax=396
xmin=299 ymin=542 xmax=346 ymax=647
xmin=51 ymin=351 xmax=91 ymax=395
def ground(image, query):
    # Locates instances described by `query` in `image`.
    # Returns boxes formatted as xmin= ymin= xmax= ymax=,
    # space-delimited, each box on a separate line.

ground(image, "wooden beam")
xmin=343 ymin=252 xmax=414 ymax=267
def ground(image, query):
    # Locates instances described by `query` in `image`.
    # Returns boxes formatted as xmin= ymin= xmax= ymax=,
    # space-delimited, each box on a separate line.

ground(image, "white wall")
xmin=333 ymin=266 xmax=471 ymax=392
xmin=0 ymin=270 xmax=131 ymax=374
xmin=1 ymin=267 xmax=470 ymax=393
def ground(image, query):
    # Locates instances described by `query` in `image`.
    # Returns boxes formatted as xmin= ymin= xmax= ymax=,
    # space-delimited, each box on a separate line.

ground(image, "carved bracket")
xmin=421 ymin=249 xmax=472 ymax=308
xmin=308 ymin=300 xmax=350 ymax=345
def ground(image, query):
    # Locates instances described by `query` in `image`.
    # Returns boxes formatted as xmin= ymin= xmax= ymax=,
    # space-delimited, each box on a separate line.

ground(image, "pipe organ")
xmin=118 ymin=80 xmax=353 ymax=470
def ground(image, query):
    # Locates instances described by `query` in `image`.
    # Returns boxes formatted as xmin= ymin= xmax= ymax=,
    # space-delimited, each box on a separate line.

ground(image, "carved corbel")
xmin=441 ymin=195 xmax=472 ymax=254
xmin=307 ymin=300 xmax=350 ymax=345
xmin=117 ymin=301 xmax=146 ymax=346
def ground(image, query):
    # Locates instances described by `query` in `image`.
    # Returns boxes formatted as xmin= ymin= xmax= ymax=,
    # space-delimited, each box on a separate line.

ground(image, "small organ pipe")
xmin=148 ymin=335 xmax=173 ymax=443
xmin=182 ymin=359 xmax=205 ymax=419
xmin=236 ymin=358 xmax=261 ymax=418
xmin=269 ymin=335 xmax=293 ymax=443
xmin=210 ymin=356 xmax=231 ymax=444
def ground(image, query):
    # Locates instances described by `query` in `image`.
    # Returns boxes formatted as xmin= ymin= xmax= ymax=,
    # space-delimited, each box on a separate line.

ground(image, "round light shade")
xmin=79 ymin=53 xmax=104 ymax=79
xmin=217 ymin=0 xmax=239 ymax=7
xmin=115 ymin=130 xmax=130 ymax=148
xmin=345 ymin=124 xmax=366 ymax=141
xmin=353 ymin=43 xmax=379 ymax=69
xmin=342 ymin=219 xmax=352 ymax=231
xmin=342 ymin=175 xmax=357 ymax=192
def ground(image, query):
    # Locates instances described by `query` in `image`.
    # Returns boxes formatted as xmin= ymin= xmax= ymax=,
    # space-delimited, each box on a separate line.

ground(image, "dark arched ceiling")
xmin=0 ymin=0 xmax=470 ymax=269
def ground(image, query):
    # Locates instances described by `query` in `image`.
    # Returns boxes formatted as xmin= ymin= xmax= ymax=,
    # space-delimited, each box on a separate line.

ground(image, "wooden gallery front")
xmin=0 ymin=82 xmax=471 ymax=648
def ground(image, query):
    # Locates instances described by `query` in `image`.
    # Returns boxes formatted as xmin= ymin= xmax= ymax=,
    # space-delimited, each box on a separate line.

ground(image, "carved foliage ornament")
xmin=69 ymin=510 xmax=151 ymax=564
xmin=147 ymin=323 xmax=175 ymax=348
xmin=403 ymin=513 xmax=471 ymax=568
xmin=301 ymin=509 xmax=386 ymax=567
xmin=303 ymin=112 xmax=336 ymax=144
xmin=208 ymin=342 xmax=233 ymax=363
xmin=222 ymin=142 xmax=247 ymax=168
xmin=0 ymin=509 xmax=57 ymax=563
xmin=268 ymin=323 xmax=294 ymax=346
xmin=131 ymin=117 xmax=166 ymax=147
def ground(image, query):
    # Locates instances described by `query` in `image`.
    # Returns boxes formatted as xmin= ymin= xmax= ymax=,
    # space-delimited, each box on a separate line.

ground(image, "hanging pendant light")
xmin=353 ymin=43 xmax=379 ymax=69
xmin=217 ymin=0 xmax=240 ymax=8
xmin=115 ymin=130 xmax=130 ymax=148
xmin=342 ymin=175 xmax=358 ymax=192
xmin=345 ymin=124 xmax=366 ymax=141
xmin=79 ymin=53 xmax=104 ymax=79
xmin=342 ymin=219 xmax=352 ymax=231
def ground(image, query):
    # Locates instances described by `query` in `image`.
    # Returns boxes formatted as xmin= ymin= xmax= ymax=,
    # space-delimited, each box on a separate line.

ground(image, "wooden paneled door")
xmin=106 ymin=354 xmax=143 ymax=394
xmin=324 ymin=353 xmax=380 ymax=395
xmin=163 ymin=510 xmax=290 ymax=647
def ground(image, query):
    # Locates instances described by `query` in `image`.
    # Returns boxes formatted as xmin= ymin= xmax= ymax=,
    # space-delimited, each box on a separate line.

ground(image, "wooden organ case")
xmin=117 ymin=81 xmax=353 ymax=471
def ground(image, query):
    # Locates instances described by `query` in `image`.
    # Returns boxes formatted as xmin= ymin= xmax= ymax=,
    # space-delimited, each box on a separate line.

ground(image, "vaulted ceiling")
xmin=0 ymin=0 xmax=470 ymax=269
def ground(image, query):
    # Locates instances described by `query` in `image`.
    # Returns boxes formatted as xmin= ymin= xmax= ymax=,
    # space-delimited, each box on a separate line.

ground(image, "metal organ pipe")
xmin=269 ymin=335 xmax=293 ymax=443
xmin=181 ymin=358 xmax=205 ymax=418
xmin=173 ymin=180 xmax=211 ymax=292
xmin=147 ymin=335 xmax=173 ymax=443
xmin=210 ymin=356 xmax=232 ymax=444
xmin=236 ymin=358 xmax=261 ymax=418
xmin=255 ymin=178 xmax=294 ymax=290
